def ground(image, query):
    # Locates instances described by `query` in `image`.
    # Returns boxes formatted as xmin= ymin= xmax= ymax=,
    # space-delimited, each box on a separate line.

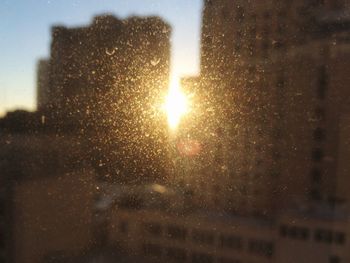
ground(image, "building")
xmin=276 ymin=207 xmax=350 ymax=263
xmin=186 ymin=0 xmax=350 ymax=216
xmin=36 ymin=59 xmax=51 ymax=111
xmin=43 ymin=14 xmax=172 ymax=183
xmin=109 ymin=208 xmax=275 ymax=263
xmin=0 ymin=116 xmax=99 ymax=263
xmin=94 ymin=186 xmax=350 ymax=263
xmin=13 ymin=168 xmax=96 ymax=263
xmin=0 ymin=13 xmax=173 ymax=262
xmin=47 ymin=14 xmax=170 ymax=118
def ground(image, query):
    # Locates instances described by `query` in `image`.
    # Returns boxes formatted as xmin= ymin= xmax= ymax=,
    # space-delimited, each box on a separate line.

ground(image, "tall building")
xmin=36 ymin=59 xmax=51 ymax=111
xmin=44 ymin=14 xmax=171 ymax=183
xmin=98 ymin=7 xmax=350 ymax=253
xmin=191 ymin=0 xmax=350 ymax=216
xmin=48 ymin=14 xmax=170 ymax=119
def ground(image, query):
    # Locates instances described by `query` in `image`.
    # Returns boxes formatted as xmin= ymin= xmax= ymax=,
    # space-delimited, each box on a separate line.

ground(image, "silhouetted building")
xmin=189 ymin=0 xmax=350 ymax=217
xmin=0 ymin=13 xmax=173 ymax=261
xmin=13 ymin=169 xmax=96 ymax=263
xmin=43 ymin=14 xmax=171 ymax=183
xmin=36 ymin=59 xmax=51 ymax=111
xmin=48 ymin=14 xmax=170 ymax=121
xmin=0 ymin=114 xmax=99 ymax=263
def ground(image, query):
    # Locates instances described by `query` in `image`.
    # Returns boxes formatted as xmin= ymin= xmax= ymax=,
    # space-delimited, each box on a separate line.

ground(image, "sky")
xmin=0 ymin=0 xmax=203 ymax=116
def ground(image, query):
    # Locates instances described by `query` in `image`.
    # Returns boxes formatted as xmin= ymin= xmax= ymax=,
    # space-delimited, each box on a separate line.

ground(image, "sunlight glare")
xmin=164 ymin=78 xmax=189 ymax=130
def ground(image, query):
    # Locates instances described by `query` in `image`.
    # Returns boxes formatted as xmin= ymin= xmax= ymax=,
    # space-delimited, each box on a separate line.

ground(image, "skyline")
xmin=0 ymin=0 xmax=202 ymax=116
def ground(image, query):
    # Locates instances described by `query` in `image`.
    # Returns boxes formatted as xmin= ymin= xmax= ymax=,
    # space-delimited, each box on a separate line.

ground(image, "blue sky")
xmin=0 ymin=0 xmax=203 ymax=116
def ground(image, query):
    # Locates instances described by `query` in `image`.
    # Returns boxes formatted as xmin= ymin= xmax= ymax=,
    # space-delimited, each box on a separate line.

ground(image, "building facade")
xmin=0 ymin=125 xmax=98 ymax=263
xmin=101 ymin=202 xmax=350 ymax=263
xmin=36 ymin=59 xmax=51 ymax=111
xmin=43 ymin=14 xmax=172 ymax=183
xmin=186 ymin=0 xmax=350 ymax=216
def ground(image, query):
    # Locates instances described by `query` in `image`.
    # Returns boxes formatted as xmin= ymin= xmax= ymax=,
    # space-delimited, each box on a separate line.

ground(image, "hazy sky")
xmin=0 ymin=0 xmax=203 ymax=116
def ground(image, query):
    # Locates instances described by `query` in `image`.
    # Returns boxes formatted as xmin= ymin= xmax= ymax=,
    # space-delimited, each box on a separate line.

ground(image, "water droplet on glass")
xmin=150 ymin=58 xmax=160 ymax=66
xmin=105 ymin=48 xmax=115 ymax=56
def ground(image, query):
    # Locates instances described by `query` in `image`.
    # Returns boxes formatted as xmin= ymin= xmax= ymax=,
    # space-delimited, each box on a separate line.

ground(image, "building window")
xmin=119 ymin=221 xmax=128 ymax=234
xmin=219 ymin=234 xmax=243 ymax=250
xmin=144 ymin=222 xmax=162 ymax=237
xmin=262 ymin=41 xmax=269 ymax=58
xmin=192 ymin=229 xmax=214 ymax=245
xmin=314 ymin=230 xmax=346 ymax=245
xmin=329 ymin=255 xmax=341 ymax=263
xmin=289 ymin=226 xmax=297 ymax=238
xmin=311 ymin=168 xmax=322 ymax=183
xmin=272 ymin=151 xmax=281 ymax=161
xmin=166 ymin=247 xmax=187 ymax=262
xmin=300 ymin=228 xmax=310 ymax=240
xmin=313 ymin=127 xmax=325 ymax=141
xmin=310 ymin=0 xmax=324 ymax=7
xmin=272 ymin=128 xmax=282 ymax=139
xmin=270 ymin=170 xmax=280 ymax=177
xmin=0 ymin=236 xmax=5 ymax=250
xmin=312 ymin=148 xmax=324 ymax=162
xmin=315 ymin=228 xmax=333 ymax=243
xmin=329 ymin=0 xmax=344 ymax=10
xmin=192 ymin=252 xmax=213 ymax=263
xmin=167 ymin=225 xmax=187 ymax=240
xmin=277 ymin=75 xmax=284 ymax=89
xmin=0 ymin=200 xmax=5 ymax=216
xmin=218 ymin=257 xmax=241 ymax=263
xmin=310 ymin=189 xmax=321 ymax=200
xmin=277 ymin=15 xmax=286 ymax=35
xmin=248 ymin=239 xmax=274 ymax=257
xmin=222 ymin=9 xmax=229 ymax=20
xmin=280 ymin=225 xmax=288 ymax=237
xmin=248 ymin=65 xmax=256 ymax=74
xmin=315 ymin=107 xmax=326 ymax=121
xmin=249 ymin=43 xmax=257 ymax=55
xmin=263 ymin=11 xmax=271 ymax=20
xmin=334 ymin=232 xmax=346 ymax=245
xmin=236 ymin=6 xmax=244 ymax=23
xmin=142 ymin=243 xmax=162 ymax=257
xmin=234 ymin=42 xmax=241 ymax=53
xmin=317 ymin=65 xmax=328 ymax=100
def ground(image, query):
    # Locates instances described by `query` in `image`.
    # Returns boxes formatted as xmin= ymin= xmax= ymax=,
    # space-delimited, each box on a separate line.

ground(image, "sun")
xmin=164 ymin=78 xmax=190 ymax=130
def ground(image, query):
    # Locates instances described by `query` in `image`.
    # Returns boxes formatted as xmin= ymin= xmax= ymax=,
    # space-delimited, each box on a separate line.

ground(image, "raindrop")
xmin=150 ymin=57 xmax=160 ymax=66
xmin=105 ymin=48 xmax=115 ymax=56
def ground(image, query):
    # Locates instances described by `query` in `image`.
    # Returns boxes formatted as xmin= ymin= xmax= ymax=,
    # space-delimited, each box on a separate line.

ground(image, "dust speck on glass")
xmin=1 ymin=0 xmax=350 ymax=262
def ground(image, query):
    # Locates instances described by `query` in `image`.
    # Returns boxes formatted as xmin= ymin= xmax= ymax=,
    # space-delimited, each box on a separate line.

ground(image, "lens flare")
xmin=164 ymin=78 xmax=189 ymax=130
